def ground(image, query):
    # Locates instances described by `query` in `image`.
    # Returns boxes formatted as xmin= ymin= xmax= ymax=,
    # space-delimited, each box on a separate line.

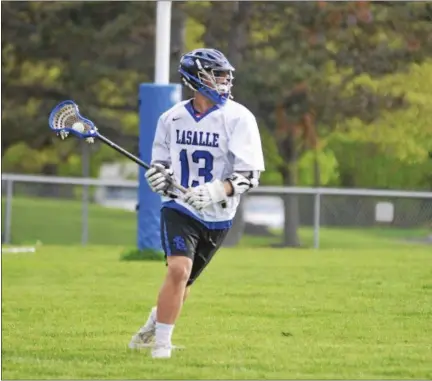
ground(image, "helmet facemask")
xmin=195 ymin=59 xmax=234 ymax=104
xmin=196 ymin=61 xmax=234 ymax=99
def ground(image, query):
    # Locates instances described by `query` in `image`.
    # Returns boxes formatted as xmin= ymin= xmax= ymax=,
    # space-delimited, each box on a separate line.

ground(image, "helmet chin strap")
xmin=197 ymin=86 xmax=229 ymax=106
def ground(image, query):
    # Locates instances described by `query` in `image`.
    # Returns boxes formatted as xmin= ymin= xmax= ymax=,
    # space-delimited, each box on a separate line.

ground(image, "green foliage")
xmin=330 ymin=139 xmax=432 ymax=190
xmin=234 ymin=2 xmax=432 ymax=190
xmin=328 ymin=59 xmax=432 ymax=189
xmin=259 ymin=126 xmax=340 ymax=187
xmin=258 ymin=126 xmax=284 ymax=185
xmin=297 ymin=148 xmax=340 ymax=187
xmin=183 ymin=2 xmax=207 ymax=51
xmin=2 ymin=1 xmax=432 ymax=193
xmin=1 ymin=2 xmax=153 ymax=159
xmin=2 ymin=139 xmax=121 ymax=177
xmin=2 ymin=143 xmax=49 ymax=174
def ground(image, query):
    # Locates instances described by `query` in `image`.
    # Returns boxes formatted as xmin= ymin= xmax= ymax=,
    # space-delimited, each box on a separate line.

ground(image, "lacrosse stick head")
xmin=49 ymin=100 xmax=98 ymax=142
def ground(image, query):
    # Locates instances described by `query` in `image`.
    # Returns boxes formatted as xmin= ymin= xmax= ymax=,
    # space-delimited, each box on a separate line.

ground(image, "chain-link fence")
xmin=249 ymin=193 xmax=432 ymax=228
xmin=242 ymin=189 xmax=432 ymax=248
xmin=319 ymin=194 xmax=432 ymax=228
xmin=2 ymin=174 xmax=432 ymax=248
xmin=1 ymin=175 xmax=138 ymax=247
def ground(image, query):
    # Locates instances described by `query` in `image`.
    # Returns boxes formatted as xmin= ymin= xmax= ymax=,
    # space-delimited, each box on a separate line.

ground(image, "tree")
xmin=185 ymin=1 xmax=432 ymax=246
xmin=2 ymin=1 xmax=432 ymax=246
xmin=1 ymin=2 xmax=156 ymax=164
xmin=2 ymin=2 xmax=191 ymax=177
xmin=328 ymin=59 xmax=432 ymax=190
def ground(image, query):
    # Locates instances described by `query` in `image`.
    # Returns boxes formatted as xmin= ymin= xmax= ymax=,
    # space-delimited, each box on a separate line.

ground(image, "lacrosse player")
xmin=129 ymin=48 xmax=265 ymax=359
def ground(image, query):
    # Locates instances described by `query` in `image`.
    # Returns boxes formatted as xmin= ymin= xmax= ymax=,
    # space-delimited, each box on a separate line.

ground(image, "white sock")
xmin=155 ymin=322 xmax=175 ymax=346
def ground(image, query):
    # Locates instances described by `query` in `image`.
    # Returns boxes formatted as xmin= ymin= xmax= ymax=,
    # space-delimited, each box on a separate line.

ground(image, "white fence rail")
xmin=2 ymin=173 xmax=432 ymax=248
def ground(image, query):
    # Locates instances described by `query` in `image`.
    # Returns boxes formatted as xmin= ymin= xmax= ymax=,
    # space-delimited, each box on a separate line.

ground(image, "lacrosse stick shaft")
xmin=96 ymin=133 xmax=188 ymax=194
xmin=47 ymin=100 xmax=189 ymax=195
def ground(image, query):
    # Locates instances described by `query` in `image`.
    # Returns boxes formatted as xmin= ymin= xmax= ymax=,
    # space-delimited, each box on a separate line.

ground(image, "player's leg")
xmin=187 ymin=228 xmax=230 ymax=287
xmin=129 ymin=208 xmax=198 ymax=354
xmin=183 ymin=286 xmax=191 ymax=302
xmin=129 ymin=282 xmax=191 ymax=350
xmin=155 ymin=255 xmax=191 ymax=322
xmin=158 ymin=275 xmax=191 ymax=322
xmin=152 ymin=227 xmax=228 ymax=357
xmin=152 ymin=208 xmax=200 ymax=358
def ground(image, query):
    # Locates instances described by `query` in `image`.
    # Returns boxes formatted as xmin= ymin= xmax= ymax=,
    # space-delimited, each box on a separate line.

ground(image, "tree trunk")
xmin=227 ymin=2 xmax=251 ymax=68
xmin=280 ymin=137 xmax=301 ymax=247
xmin=202 ymin=3 xmax=225 ymax=48
xmin=282 ymin=184 xmax=301 ymax=247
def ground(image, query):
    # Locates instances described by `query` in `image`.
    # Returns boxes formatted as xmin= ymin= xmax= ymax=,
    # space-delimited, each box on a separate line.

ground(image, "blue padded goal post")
xmin=137 ymin=83 xmax=182 ymax=252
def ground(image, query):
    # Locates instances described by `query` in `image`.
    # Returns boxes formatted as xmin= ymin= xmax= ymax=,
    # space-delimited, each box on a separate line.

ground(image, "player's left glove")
xmin=184 ymin=179 xmax=227 ymax=211
xmin=226 ymin=172 xmax=259 ymax=195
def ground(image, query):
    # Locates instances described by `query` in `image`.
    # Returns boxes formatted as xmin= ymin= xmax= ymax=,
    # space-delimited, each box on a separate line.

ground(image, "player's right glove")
xmin=145 ymin=163 xmax=178 ymax=199
xmin=183 ymin=179 xmax=227 ymax=211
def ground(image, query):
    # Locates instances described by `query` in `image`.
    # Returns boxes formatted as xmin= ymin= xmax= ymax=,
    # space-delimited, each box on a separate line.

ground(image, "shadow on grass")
xmin=120 ymin=248 xmax=165 ymax=261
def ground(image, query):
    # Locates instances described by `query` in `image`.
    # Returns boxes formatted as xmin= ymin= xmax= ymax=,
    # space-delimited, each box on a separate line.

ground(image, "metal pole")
xmin=313 ymin=191 xmax=321 ymax=249
xmin=155 ymin=1 xmax=172 ymax=84
xmin=4 ymin=179 xmax=14 ymax=244
xmin=81 ymin=142 xmax=90 ymax=245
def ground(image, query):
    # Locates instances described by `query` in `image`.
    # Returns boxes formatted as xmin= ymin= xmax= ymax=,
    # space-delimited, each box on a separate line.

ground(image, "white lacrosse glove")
xmin=184 ymin=179 xmax=227 ymax=211
xmin=145 ymin=163 xmax=177 ymax=198
xmin=226 ymin=173 xmax=259 ymax=195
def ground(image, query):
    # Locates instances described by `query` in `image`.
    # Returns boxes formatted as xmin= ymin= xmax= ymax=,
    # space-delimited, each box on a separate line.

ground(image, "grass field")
xmin=2 ymin=196 xmax=432 ymax=378
xmin=2 ymin=244 xmax=432 ymax=379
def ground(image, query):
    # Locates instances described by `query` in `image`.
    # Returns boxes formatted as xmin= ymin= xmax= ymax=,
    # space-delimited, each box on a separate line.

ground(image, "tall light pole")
xmin=155 ymin=1 xmax=172 ymax=84
xmin=137 ymin=1 xmax=181 ymax=253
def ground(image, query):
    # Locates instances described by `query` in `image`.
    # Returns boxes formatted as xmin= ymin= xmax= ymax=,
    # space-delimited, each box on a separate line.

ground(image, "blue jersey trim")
xmin=185 ymin=100 xmax=219 ymax=123
xmin=162 ymin=201 xmax=232 ymax=230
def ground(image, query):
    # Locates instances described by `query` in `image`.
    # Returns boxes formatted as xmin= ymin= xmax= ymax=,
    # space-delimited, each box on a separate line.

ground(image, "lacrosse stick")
xmin=48 ymin=100 xmax=188 ymax=197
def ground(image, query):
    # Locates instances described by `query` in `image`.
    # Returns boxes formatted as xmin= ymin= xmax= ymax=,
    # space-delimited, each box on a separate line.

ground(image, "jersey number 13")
xmin=179 ymin=149 xmax=213 ymax=188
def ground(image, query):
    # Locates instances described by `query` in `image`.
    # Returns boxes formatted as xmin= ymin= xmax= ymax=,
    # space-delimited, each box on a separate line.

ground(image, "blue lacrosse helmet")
xmin=179 ymin=48 xmax=235 ymax=106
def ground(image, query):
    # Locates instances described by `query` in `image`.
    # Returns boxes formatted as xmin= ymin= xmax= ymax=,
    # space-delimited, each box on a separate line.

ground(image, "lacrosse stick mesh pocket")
xmin=51 ymin=103 xmax=92 ymax=131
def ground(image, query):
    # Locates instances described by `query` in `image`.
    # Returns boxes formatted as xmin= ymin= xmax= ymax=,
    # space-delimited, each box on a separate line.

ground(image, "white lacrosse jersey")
xmin=151 ymin=98 xmax=265 ymax=229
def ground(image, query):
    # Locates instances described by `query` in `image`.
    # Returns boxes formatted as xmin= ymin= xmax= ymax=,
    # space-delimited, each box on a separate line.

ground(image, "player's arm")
xmin=150 ymin=114 xmax=171 ymax=167
xmin=145 ymin=116 xmax=177 ymax=197
xmin=222 ymin=110 xmax=265 ymax=196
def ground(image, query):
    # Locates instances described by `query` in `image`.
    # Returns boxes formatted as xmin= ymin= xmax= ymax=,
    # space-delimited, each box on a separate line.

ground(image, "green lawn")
xmin=2 ymin=196 xmax=430 ymax=249
xmin=1 ymin=196 xmax=136 ymax=246
xmin=2 ymin=245 xmax=431 ymax=379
